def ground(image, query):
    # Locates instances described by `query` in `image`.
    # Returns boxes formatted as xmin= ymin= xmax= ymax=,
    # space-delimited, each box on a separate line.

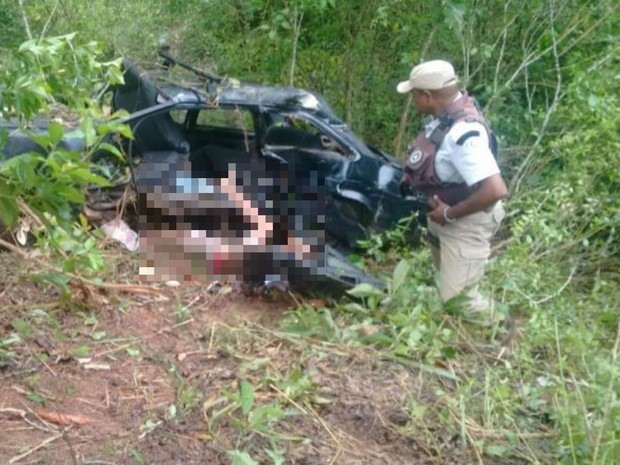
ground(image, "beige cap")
xmin=396 ymin=60 xmax=459 ymax=93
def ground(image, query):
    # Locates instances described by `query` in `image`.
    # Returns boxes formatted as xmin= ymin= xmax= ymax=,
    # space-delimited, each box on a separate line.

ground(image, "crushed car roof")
xmin=124 ymin=59 xmax=343 ymax=124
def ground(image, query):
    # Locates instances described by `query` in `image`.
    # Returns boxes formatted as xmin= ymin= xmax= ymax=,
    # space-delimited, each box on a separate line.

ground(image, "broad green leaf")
xmin=98 ymin=142 xmax=124 ymax=160
xmin=391 ymin=259 xmax=411 ymax=292
xmin=28 ymin=84 xmax=48 ymax=99
xmin=250 ymin=404 xmax=285 ymax=431
xmin=110 ymin=109 xmax=131 ymax=119
xmin=45 ymin=184 xmax=84 ymax=203
xmin=0 ymin=127 xmax=8 ymax=149
xmin=80 ymin=119 xmax=97 ymax=147
xmin=227 ymin=450 xmax=259 ymax=465
xmin=239 ymin=357 xmax=270 ymax=373
xmin=91 ymin=331 xmax=106 ymax=341
xmin=341 ymin=302 xmax=368 ymax=314
xmin=1 ymin=333 xmax=21 ymax=346
xmin=0 ymin=196 xmax=20 ymax=227
xmin=126 ymin=348 xmax=140 ymax=357
xmin=71 ymin=345 xmax=91 ymax=358
xmin=106 ymin=65 xmax=125 ymax=85
xmin=33 ymin=273 xmax=71 ymax=293
xmin=485 ymin=444 xmax=508 ymax=457
xmin=346 ymin=283 xmax=384 ymax=298
xmin=18 ymin=40 xmax=36 ymax=53
xmin=11 ymin=318 xmax=32 ymax=337
xmin=48 ymin=122 xmax=65 ymax=145
xmin=264 ymin=447 xmax=285 ymax=465
xmin=66 ymin=167 xmax=111 ymax=186
xmin=29 ymin=133 xmax=52 ymax=150
xmin=239 ymin=379 xmax=255 ymax=416
xmin=27 ymin=391 xmax=46 ymax=404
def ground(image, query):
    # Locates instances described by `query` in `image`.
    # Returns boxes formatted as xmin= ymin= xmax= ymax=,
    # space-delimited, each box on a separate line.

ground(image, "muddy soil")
xmin=0 ymin=251 xmax=498 ymax=465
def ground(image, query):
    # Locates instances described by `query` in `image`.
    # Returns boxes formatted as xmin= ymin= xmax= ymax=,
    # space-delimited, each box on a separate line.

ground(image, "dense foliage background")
xmin=1 ymin=0 xmax=618 ymax=463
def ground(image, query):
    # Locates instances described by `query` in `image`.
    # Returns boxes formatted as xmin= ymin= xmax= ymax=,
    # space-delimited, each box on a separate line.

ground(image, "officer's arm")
xmin=446 ymin=173 xmax=507 ymax=219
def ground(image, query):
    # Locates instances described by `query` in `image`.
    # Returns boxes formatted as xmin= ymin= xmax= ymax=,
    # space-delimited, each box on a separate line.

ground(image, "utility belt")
xmin=418 ymin=183 xmax=474 ymax=207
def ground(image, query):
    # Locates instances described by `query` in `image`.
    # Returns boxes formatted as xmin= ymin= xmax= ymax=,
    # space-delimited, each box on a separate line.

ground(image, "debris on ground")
xmin=100 ymin=218 xmax=139 ymax=252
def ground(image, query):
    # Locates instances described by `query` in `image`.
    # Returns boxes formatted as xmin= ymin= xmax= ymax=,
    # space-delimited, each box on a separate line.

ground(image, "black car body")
xmin=2 ymin=55 xmax=425 ymax=293
xmin=113 ymin=58 xmax=425 ymax=250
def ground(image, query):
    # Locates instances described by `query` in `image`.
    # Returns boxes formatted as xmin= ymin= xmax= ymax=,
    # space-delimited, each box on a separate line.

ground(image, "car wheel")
xmin=326 ymin=232 xmax=351 ymax=254
xmin=327 ymin=197 xmax=374 ymax=249
xmin=334 ymin=198 xmax=373 ymax=228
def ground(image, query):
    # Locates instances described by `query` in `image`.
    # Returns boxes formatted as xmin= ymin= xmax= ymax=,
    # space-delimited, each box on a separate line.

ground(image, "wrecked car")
xmin=2 ymin=52 xmax=426 ymax=293
xmin=111 ymin=53 xmax=427 ymax=292
xmin=113 ymin=53 xmax=426 ymax=247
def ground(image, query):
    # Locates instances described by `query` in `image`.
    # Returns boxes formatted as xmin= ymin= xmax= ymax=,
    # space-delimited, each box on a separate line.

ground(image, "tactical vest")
xmin=403 ymin=92 xmax=496 ymax=206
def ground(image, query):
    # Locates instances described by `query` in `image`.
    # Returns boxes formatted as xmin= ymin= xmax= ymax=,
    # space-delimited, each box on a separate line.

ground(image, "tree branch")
xmin=510 ymin=0 xmax=564 ymax=194
xmin=40 ymin=0 xmax=61 ymax=40
xmin=392 ymin=25 xmax=437 ymax=157
xmin=289 ymin=10 xmax=304 ymax=87
xmin=17 ymin=0 xmax=33 ymax=41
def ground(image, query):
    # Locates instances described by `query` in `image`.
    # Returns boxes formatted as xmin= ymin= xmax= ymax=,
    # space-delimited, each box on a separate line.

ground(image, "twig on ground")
xmin=8 ymin=426 xmax=72 ymax=464
xmin=0 ymin=300 xmax=62 ymax=314
xmin=491 ymin=237 xmax=514 ymax=254
xmin=302 ymin=400 xmax=346 ymax=450
xmin=0 ymin=237 xmax=166 ymax=297
xmin=23 ymin=405 xmax=62 ymax=432
xmin=532 ymin=265 xmax=577 ymax=305
xmin=62 ymin=425 xmax=80 ymax=465
xmin=328 ymin=448 xmax=342 ymax=465
xmin=446 ymin=319 xmax=488 ymax=362
xmin=451 ymin=403 xmax=485 ymax=465
xmin=207 ymin=321 xmax=217 ymax=353
xmin=269 ymin=384 xmax=309 ymax=415
xmin=93 ymin=317 xmax=194 ymax=358
xmin=83 ymin=461 xmax=119 ymax=465
xmin=22 ymin=343 xmax=58 ymax=377
xmin=0 ymin=367 xmax=39 ymax=381
xmin=93 ymin=340 xmax=140 ymax=359
xmin=0 ymin=408 xmax=27 ymax=419
xmin=0 ymin=274 xmax=18 ymax=300
xmin=468 ymin=425 xmax=556 ymax=439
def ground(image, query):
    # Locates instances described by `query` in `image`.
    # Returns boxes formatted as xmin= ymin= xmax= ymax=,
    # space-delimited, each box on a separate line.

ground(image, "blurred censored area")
xmin=137 ymin=148 xmax=326 ymax=284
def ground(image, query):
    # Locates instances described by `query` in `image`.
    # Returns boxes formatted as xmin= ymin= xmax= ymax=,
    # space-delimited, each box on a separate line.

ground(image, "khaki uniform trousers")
xmin=427 ymin=202 xmax=505 ymax=320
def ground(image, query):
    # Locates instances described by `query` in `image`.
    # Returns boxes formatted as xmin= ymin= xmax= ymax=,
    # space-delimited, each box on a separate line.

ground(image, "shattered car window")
xmin=195 ymin=107 xmax=254 ymax=133
xmin=169 ymin=109 xmax=188 ymax=125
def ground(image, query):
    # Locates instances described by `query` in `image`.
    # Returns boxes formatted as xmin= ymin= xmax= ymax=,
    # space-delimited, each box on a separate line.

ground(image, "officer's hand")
xmin=426 ymin=195 xmax=449 ymax=225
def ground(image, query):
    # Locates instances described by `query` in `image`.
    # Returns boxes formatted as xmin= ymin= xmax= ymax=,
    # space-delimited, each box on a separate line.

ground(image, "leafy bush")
xmin=0 ymin=34 xmax=130 ymax=284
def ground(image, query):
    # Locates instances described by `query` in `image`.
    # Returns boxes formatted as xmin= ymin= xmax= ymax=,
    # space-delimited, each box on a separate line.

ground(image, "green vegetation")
xmin=0 ymin=0 xmax=618 ymax=464
xmin=0 ymin=33 xmax=131 ymax=294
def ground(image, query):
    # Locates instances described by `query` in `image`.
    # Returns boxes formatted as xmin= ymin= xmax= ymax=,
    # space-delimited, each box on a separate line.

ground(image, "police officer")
xmin=397 ymin=60 xmax=508 ymax=325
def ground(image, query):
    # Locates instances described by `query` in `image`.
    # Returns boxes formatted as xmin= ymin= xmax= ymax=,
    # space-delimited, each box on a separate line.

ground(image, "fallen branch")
xmin=93 ymin=317 xmax=192 ymax=358
xmin=491 ymin=237 xmax=515 ymax=254
xmin=0 ymin=407 xmax=29 ymax=420
xmin=0 ymin=407 xmax=57 ymax=434
xmin=34 ymin=408 xmax=93 ymax=426
xmin=532 ymin=265 xmax=577 ymax=305
xmin=0 ymin=236 xmax=165 ymax=297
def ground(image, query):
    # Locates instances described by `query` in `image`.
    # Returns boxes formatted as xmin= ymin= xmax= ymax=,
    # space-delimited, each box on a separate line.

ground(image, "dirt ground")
xmin=0 ymin=251 xmax=497 ymax=465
